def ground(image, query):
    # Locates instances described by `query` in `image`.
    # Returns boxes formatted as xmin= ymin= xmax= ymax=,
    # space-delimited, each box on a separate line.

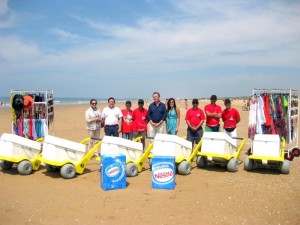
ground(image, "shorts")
xmin=205 ymin=125 xmax=220 ymax=132
xmin=187 ymin=127 xmax=203 ymax=144
xmin=133 ymin=131 xmax=147 ymax=139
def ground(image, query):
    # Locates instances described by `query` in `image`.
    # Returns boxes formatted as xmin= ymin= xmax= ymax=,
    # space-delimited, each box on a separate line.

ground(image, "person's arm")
xmin=118 ymin=109 xmax=123 ymax=133
xmin=147 ymin=105 xmax=155 ymax=126
xmin=85 ymin=110 xmax=99 ymax=123
xmin=186 ymin=120 xmax=194 ymax=130
xmin=176 ymin=108 xmax=180 ymax=133
xmin=194 ymin=119 xmax=204 ymax=130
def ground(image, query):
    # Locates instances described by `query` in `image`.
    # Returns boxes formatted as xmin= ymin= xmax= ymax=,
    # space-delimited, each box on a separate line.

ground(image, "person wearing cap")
xmin=148 ymin=92 xmax=167 ymax=138
xmin=85 ymin=99 xmax=102 ymax=156
xmin=204 ymin=95 xmax=222 ymax=132
xmin=121 ymin=100 xmax=133 ymax=140
xmin=132 ymin=99 xmax=148 ymax=149
xmin=222 ymin=99 xmax=240 ymax=142
xmin=101 ymin=97 xmax=123 ymax=137
xmin=185 ymin=98 xmax=206 ymax=147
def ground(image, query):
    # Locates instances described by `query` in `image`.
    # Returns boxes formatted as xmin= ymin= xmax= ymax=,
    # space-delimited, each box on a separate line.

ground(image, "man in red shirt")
xmin=185 ymin=98 xmax=206 ymax=147
xmin=132 ymin=99 xmax=148 ymax=149
xmin=222 ymin=99 xmax=240 ymax=140
xmin=121 ymin=101 xmax=133 ymax=140
xmin=204 ymin=95 xmax=222 ymax=132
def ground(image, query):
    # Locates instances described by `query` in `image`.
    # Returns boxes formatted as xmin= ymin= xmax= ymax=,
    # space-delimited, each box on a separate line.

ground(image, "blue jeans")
xmin=105 ymin=125 xmax=119 ymax=137
xmin=122 ymin=132 xmax=133 ymax=140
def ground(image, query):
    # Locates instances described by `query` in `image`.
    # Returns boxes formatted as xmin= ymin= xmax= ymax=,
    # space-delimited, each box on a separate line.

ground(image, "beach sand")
xmin=0 ymin=100 xmax=299 ymax=225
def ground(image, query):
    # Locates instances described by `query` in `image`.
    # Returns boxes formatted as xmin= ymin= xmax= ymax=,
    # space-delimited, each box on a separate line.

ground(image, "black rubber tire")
xmin=196 ymin=156 xmax=207 ymax=168
xmin=0 ymin=160 xmax=13 ymax=170
xmin=126 ymin=163 xmax=138 ymax=177
xmin=292 ymin=148 xmax=300 ymax=157
xmin=227 ymin=158 xmax=239 ymax=172
xmin=284 ymin=152 xmax=294 ymax=161
xmin=177 ymin=161 xmax=191 ymax=175
xmin=60 ymin=164 xmax=76 ymax=179
xmin=17 ymin=160 xmax=33 ymax=175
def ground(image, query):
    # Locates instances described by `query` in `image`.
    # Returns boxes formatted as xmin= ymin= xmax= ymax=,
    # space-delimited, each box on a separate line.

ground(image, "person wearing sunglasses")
xmin=85 ymin=99 xmax=102 ymax=157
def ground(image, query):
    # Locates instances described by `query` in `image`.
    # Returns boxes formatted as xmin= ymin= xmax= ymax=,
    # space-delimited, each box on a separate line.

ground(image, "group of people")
xmin=85 ymin=92 xmax=241 ymax=156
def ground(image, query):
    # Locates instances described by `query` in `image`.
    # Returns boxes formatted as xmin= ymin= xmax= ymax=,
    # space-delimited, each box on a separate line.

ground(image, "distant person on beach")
xmin=185 ymin=98 xmax=205 ymax=147
xmin=185 ymin=99 xmax=188 ymax=110
xmin=166 ymin=98 xmax=180 ymax=135
xmin=204 ymin=95 xmax=222 ymax=132
xmin=148 ymin=92 xmax=166 ymax=138
xmin=85 ymin=99 xmax=102 ymax=156
xmin=101 ymin=97 xmax=123 ymax=137
xmin=222 ymin=99 xmax=240 ymax=140
xmin=132 ymin=99 xmax=148 ymax=149
xmin=121 ymin=101 xmax=133 ymax=140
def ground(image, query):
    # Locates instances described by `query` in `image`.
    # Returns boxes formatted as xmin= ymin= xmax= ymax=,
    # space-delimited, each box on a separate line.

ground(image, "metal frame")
xmin=10 ymin=89 xmax=54 ymax=138
xmin=252 ymin=88 xmax=300 ymax=151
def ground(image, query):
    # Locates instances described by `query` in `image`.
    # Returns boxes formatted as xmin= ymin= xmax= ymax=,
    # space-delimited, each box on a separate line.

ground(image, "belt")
xmin=106 ymin=124 xmax=118 ymax=127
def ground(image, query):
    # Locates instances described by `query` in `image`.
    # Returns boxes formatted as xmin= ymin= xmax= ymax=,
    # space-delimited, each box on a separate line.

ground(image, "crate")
xmin=152 ymin=134 xmax=192 ymax=157
xmin=201 ymin=132 xmax=237 ymax=155
xmin=0 ymin=133 xmax=41 ymax=160
xmin=100 ymin=136 xmax=143 ymax=161
xmin=152 ymin=156 xmax=175 ymax=190
xmin=100 ymin=154 xmax=126 ymax=191
xmin=252 ymin=134 xmax=281 ymax=157
xmin=42 ymin=135 xmax=86 ymax=164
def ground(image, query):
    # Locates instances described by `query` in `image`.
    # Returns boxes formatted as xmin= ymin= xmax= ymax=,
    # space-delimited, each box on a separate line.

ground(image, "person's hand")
xmin=118 ymin=128 xmax=121 ymax=133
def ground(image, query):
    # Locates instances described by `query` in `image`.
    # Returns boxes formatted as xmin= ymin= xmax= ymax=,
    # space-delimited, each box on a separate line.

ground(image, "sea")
xmin=0 ymin=96 xmax=139 ymax=108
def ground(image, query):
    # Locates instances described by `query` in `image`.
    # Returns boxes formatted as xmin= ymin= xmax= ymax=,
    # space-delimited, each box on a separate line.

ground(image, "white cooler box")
xmin=201 ymin=132 xmax=237 ymax=155
xmin=42 ymin=135 xmax=86 ymax=163
xmin=101 ymin=136 xmax=143 ymax=161
xmin=252 ymin=134 xmax=281 ymax=157
xmin=0 ymin=133 xmax=41 ymax=159
xmin=152 ymin=134 xmax=192 ymax=157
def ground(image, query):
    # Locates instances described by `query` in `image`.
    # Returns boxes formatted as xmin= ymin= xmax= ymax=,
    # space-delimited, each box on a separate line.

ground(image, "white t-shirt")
xmin=101 ymin=106 xmax=123 ymax=125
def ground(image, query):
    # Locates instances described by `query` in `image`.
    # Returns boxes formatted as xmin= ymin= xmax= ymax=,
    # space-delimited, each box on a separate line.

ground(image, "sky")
xmin=0 ymin=0 xmax=299 ymax=99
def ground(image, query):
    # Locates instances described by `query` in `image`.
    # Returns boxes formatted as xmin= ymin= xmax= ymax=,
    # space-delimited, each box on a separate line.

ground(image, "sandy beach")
xmin=0 ymin=99 xmax=299 ymax=225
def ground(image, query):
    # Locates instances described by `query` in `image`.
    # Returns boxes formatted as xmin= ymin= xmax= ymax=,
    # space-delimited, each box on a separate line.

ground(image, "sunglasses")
xmin=91 ymin=102 xmax=97 ymax=105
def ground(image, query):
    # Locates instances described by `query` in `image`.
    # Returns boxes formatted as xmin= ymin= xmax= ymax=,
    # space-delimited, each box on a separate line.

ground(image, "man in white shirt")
xmin=101 ymin=97 xmax=123 ymax=137
xmin=85 ymin=99 xmax=102 ymax=156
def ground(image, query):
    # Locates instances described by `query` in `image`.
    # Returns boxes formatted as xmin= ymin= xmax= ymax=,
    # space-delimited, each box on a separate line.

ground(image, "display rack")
xmin=251 ymin=88 xmax=299 ymax=154
xmin=10 ymin=89 xmax=54 ymax=140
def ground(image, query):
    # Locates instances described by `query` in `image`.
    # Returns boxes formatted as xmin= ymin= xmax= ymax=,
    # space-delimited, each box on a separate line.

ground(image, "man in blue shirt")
xmin=148 ymin=92 xmax=167 ymax=138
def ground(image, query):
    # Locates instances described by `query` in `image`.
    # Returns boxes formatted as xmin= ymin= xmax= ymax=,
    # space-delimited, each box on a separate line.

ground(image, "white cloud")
xmin=50 ymin=28 xmax=81 ymax=41
xmin=0 ymin=36 xmax=40 ymax=61
xmin=0 ymin=0 xmax=16 ymax=28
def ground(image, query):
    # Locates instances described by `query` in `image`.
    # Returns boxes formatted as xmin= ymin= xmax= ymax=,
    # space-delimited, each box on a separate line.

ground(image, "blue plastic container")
xmin=152 ymin=156 xmax=175 ymax=190
xmin=100 ymin=154 xmax=126 ymax=191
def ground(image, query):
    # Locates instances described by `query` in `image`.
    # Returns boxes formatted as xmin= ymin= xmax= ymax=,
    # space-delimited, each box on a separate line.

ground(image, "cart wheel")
xmin=284 ymin=152 xmax=294 ymax=161
xmin=0 ymin=160 xmax=13 ymax=170
xmin=227 ymin=158 xmax=238 ymax=172
xmin=126 ymin=163 xmax=138 ymax=177
xmin=45 ymin=164 xmax=57 ymax=172
xmin=149 ymin=158 xmax=152 ymax=171
xmin=17 ymin=160 xmax=33 ymax=175
xmin=177 ymin=161 xmax=191 ymax=175
xmin=280 ymin=160 xmax=290 ymax=174
xmin=196 ymin=156 xmax=207 ymax=168
xmin=60 ymin=164 xmax=76 ymax=179
xmin=292 ymin=148 xmax=300 ymax=157
xmin=244 ymin=155 xmax=253 ymax=171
